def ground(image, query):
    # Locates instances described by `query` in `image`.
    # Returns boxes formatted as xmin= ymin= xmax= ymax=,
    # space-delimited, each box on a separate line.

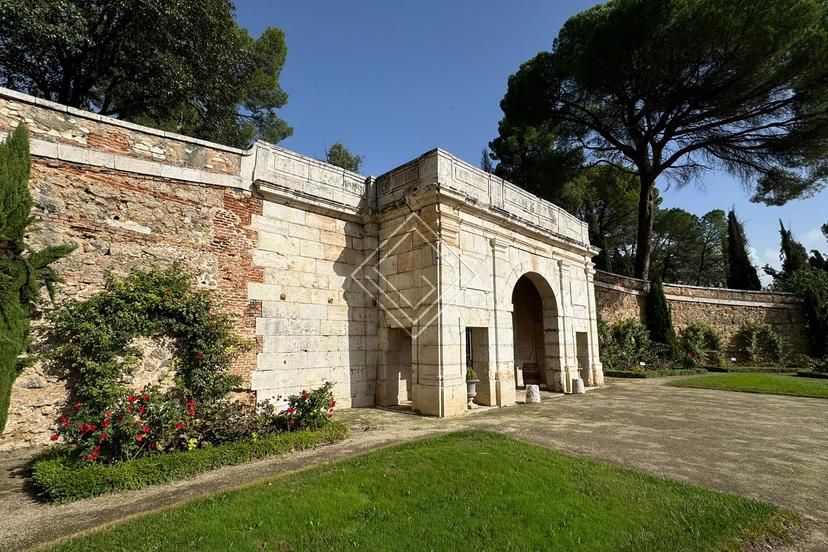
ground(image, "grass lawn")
xmin=670 ymin=373 xmax=828 ymax=399
xmin=49 ymin=431 xmax=792 ymax=552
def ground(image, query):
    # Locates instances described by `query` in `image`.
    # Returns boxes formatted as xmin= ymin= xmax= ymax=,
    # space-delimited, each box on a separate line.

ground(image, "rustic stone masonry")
xmin=2 ymin=85 xmax=803 ymax=449
xmin=594 ymin=271 xmax=809 ymax=358
xmin=0 ymin=87 xmax=606 ymax=449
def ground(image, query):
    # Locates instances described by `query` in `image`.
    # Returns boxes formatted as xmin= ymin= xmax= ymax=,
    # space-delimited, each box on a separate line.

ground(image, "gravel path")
xmin=2 ymin=377 xmax=826 ymax=551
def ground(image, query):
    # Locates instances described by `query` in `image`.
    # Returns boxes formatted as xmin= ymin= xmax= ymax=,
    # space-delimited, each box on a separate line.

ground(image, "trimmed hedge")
xmin=706 ymin=366 xmax=796 ymax=374
xmin=30 ymin=422 xmax=347 ymax=503
xmin=797 ymin=370 xmax=828 ymax=379
xmin=604 ymin=368 xmax=708 ymax=378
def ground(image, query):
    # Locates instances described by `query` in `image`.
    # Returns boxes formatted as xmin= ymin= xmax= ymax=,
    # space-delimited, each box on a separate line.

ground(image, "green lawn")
xmin=670 ymin=373 xmax=828 ymax=399
xmin=49 ymin=431 xmax=792 ymax=552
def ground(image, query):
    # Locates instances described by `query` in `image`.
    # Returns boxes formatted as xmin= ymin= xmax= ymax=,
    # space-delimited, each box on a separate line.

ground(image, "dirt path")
xmin=2 ymin=378 xmax=826 ymax=551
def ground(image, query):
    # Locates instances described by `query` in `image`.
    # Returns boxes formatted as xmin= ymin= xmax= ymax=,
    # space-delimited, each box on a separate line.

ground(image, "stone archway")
xmin=511 ymin=272 xmax=563 ymax=392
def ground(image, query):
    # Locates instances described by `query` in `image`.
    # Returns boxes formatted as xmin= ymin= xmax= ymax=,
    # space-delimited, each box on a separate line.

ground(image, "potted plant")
xmin=466 ymin=366 xmax=479 ymax=409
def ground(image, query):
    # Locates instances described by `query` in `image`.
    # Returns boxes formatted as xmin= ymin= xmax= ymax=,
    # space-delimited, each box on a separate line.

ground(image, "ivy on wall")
xmin=45 ymin=265 xmax=250 ymax=411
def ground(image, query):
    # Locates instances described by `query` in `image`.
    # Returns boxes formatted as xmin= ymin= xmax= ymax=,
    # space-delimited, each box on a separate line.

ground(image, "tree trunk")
xmin=634 ymin=175 xmax=655 ymax=279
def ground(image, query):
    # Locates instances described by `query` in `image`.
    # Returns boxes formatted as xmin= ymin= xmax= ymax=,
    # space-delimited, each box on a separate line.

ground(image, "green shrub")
xmin=30 ymin=422 xmax=347 ymax=502
xmin=682 ymin=323 xmax=723 ymax=366
xmin=604 ymin=368 xmax=708 ymax=378
xmin=646 ymin=279 xmax=680 ymax=360
xmin=45 ymin=265 xmax=249 ymax=411
xmin=598 ymin=318 xmax=670 ymax=371
xmin=740 ymin=324 xmax=789 ymax=366
xmin=0 ymin=124 xmax=74 ymax=432
xmin=782 ymin=268 xmax=828 ymax=358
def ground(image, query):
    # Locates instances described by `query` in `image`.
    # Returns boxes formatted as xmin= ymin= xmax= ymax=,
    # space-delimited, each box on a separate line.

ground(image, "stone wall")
xmin=593 ymin=271 xmax=809 ymax=358
xmin=0 ymin=86 xmax=669 ymax=448
xmin=0 ymin=91 xmax=262 ymax=449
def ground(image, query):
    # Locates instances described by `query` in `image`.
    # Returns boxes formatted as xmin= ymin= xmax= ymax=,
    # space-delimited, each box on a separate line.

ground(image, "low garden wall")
xmin=594 ymin=271 xmax=810 ymax=359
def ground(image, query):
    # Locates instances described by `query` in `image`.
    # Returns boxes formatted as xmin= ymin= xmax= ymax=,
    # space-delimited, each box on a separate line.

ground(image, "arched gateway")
xmin=368 ymin=150 xmax=604 ymax=415
xmin=0 ymin=86 xmax=604 ymax=425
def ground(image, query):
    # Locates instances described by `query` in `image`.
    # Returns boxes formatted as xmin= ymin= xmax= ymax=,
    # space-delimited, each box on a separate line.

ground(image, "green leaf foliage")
xmin=0 ymin=124 xmax=74 ymax=432
xmin=727 ymin=209 xmax=762 ymax=290
xmin=45 ymin=265 xmax=249 ymax=411
xmin=646 ymin=279 xmax=680 ymax=361
xmin=682 ymin=322 xmax=723 ymax=367
xmin=324 ymin=143 xmax=363 ymax=173
xmin=740 ymin=324 xmax=789 ymax=366
xmin=30 ymin=422 xmax=347 ymax=503
xmin=492 ymin=0 xmax=828 ymax=278
xmin=0 ymin=1 xmax=292 ymax=147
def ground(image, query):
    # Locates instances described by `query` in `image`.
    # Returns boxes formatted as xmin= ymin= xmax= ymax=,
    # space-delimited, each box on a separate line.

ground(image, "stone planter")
xmin=466 ymin=379 xmax=479 ymax=409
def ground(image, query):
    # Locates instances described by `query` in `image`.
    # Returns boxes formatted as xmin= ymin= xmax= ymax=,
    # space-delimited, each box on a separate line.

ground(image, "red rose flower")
xmin=286 ymin=406 xmax=295 ymax=414
xmin=135 ymin=434 xmax=144 ymax=442
xmin=78 ymin=424 xmax=87 ymax=432
xmin=142 ymin=394 xmax=149 ymax=401
xmin=142 ymin=426 xmax=151 ymax=434
xmin=196 ymin=353 xmax=205 ymax=360
xmin=329 ymin=401 xmax=336 ymax=408
xmin=88 ymin=424 xmax=97 ymax=431
xmin=186 ymin=400 xmax=196 ymax=408
xmin=138 ymin=406 xmax=145 ymax=414
xmin=50 ymin=434 xmax=58 ymax=441
xmin=127 ymin=406 xmax=133 ymax=412
xmin=60 ymin=416 xmax=69 ymax=423
xmin=104 ymin=412 xmax=112 ymax=418
xmin=175 ymin=421 xmax=184 ymax=430
xmin=101 ymin=419 xmax=111 ymax=428
xmin=127 ymin=395 xmax=137 ymax=403
xmin=73 ymin=401 xmax=82 ymax=409
xmin=186 ymin=409 xmax=195 ymax=416
xmin=99 ymin=433 xmax=108 ymax=440
xmin=61 ymin=422 xmax=69 ymax=428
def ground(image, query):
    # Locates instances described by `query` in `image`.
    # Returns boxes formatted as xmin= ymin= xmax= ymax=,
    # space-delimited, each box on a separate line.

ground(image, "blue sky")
xmin=234 ymin=0 xmax=828 ymax=280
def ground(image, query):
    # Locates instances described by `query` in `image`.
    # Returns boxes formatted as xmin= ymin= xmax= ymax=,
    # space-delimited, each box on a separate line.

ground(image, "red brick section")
xmin=215 ymin=190 xmax=264 ymax=398
xmin=87 ymin=128 xmax=132 ymax=156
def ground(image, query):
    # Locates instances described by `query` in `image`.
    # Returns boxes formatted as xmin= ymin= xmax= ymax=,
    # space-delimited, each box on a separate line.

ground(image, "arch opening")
xmin=511 ymin=273 xmax=562 ymax=392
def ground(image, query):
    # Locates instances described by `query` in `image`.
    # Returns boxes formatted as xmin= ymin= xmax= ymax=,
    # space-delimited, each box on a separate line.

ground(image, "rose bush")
xmin=52 ymin=382 xmax=337 ymax=464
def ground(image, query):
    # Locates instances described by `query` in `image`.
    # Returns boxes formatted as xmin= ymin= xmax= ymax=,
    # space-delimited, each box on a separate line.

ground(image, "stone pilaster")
xmin=491 ymin=238 xmax=516 ymax=407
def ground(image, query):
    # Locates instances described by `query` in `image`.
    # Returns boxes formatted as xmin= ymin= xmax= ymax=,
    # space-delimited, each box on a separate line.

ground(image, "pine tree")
xmin=646 ymin=279 xmax=679 ymax=361
xmin=726 ymin=209 xmax=762 ymax=290
xmin=0 ymin=124 xmax=74 ymax=432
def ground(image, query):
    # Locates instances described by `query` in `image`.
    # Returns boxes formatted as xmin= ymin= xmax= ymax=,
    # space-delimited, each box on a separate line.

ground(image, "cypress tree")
xmin=778 ymin=220 xmax=809 ymax=278
xmin=726 ymin=209 xmax=762 ymax=290
xmin=0 ymin=124 xmax=74 ymax=432
xmin=646 ymin=278 xmax=680 ymax=361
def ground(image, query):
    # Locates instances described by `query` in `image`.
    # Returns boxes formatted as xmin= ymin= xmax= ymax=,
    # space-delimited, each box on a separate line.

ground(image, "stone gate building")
xmin=0 ymin=87 xmax=604 ymax=445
